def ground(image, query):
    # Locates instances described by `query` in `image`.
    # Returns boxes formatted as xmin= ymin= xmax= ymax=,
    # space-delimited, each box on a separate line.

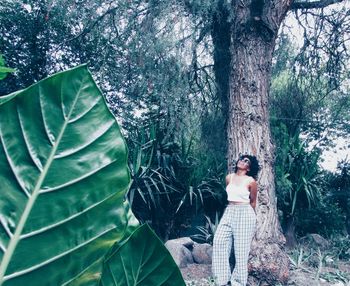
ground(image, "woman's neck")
xmin=236 ymin=169 xmax=247 ymax=176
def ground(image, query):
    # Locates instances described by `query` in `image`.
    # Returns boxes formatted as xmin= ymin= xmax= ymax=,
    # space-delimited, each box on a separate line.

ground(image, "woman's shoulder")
xmin=225 ymin=173 xmax=236 ymax=182
xmin=245 ymin=175 xmax=256 ymax=183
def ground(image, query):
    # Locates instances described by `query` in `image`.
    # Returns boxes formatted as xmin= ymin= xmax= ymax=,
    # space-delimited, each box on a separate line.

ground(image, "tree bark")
xmin=226 ymin=1 xmax=291 ymax=284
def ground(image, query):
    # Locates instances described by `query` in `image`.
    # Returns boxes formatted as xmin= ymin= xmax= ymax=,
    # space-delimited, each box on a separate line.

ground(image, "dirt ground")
xmin=181 ymin=260 xmax=350 ymax=286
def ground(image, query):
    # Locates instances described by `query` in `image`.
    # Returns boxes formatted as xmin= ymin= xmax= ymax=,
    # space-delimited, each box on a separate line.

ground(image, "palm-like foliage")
xmin=274 ymin=125 xmax=322 ymax=215
xmin=126 ymin=123 xmax=226 ymax=240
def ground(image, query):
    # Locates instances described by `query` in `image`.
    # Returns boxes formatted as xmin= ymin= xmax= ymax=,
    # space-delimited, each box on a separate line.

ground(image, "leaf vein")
xmin=4 ymin=227 xmax=116 ymax=281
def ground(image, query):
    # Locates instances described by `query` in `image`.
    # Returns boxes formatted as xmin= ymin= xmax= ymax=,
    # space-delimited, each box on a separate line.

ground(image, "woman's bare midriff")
xmin=228 ymin=201 xmax=250 ymax=205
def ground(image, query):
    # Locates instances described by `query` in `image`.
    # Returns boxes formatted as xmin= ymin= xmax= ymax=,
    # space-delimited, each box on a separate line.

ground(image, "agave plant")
xmin=0 ymin=65 xmax=185 ymax=286
xmin=191 ymin=213 xmax=220 ymax=244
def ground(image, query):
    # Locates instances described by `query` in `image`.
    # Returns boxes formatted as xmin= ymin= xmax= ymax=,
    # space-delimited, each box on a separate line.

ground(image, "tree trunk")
xmin=211 ymin=0 xmax=231 ymax=122
xmin=226 ymin=1 xmax=291 ymax=284
xmin=285 ymin=216 xmax=297 ymax=248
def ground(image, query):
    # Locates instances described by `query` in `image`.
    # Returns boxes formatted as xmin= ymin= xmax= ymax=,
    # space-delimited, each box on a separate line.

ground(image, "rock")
xmin=165 ymin=238 xmax=194 ymax=268
xmin=192 ymin=243 xmax=212 ymax=264
xmin=171 ymin=237 xmax=195 ymax=249
xmin=308 ymin=234 xmax=330 ymax=249
xmin=165 ymin=237 xmax=214 ymax=268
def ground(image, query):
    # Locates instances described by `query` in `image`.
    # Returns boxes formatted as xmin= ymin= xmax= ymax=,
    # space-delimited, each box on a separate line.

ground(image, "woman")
xmin=212 ymin=155 xmax=260 ymax=286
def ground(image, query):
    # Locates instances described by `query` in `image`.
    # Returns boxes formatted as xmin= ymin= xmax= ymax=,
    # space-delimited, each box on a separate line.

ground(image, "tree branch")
xmin=291 ymin=0 xmax=345 ymax=10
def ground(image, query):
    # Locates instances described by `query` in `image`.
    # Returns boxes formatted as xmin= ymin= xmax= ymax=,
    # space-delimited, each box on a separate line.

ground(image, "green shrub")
xmin=294 ymin=196 xmax=345 ymax=237
xmin=127 ymin=123 xmax=226 ymax=241
xmin=329 ymin=235 xmax=350 ymax=261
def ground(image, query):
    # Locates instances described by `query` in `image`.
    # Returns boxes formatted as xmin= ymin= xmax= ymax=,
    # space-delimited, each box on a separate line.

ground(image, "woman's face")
xmin=237 ymin=156 xmax=251 ymax=171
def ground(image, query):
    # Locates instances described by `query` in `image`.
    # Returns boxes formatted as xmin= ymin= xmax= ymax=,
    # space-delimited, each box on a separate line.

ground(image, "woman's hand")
xmin=249 ymin=180 xmax=258 ymax=214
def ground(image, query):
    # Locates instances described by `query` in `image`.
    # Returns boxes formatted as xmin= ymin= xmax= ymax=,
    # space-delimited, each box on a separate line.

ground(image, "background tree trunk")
xmin=211 ymin=0 xmax=231 ymax=122
xmin=226 ymin=1 xmax=291 ymax=284
xmin=285 ymin=216 xmax=298 ymax=248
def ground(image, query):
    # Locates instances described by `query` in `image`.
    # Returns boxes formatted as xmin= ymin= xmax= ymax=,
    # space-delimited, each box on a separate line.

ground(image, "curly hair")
xmin=233 ymin=154 xmax=260 ymax=179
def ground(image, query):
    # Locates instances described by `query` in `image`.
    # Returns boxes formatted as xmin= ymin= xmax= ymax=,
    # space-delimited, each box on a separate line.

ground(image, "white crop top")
xmin=226 ymin=174 xmax=252 ymax=203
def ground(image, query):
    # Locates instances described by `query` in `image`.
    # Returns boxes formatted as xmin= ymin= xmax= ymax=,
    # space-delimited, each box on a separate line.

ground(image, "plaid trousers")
xmin=212 ymin=204 xmax=256 ymax=286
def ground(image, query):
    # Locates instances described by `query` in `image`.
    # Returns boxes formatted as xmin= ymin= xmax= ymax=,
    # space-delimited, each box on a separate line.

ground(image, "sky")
xmin=320 ymin=138 xmax=349 ymax=172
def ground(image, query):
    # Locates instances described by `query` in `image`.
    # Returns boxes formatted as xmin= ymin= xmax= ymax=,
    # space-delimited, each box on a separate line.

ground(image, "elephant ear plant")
xmin=0 ymin=65 xmax=185 ymax=286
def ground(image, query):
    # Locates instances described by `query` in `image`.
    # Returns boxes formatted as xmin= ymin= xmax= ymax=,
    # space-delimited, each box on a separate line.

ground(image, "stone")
xmin=308 ymin=234 xmax=330 ymax=249
xmin=192 ymin=243 xmax=213 ymax=264
xmin=171 ymin=237 xmax=195 ymax=249
xmin=165 ymin=239 xmax=194 ymax=268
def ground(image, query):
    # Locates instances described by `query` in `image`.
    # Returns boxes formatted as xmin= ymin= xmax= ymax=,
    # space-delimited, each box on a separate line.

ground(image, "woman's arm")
xmin=249 ymin=180 xmax=258 ymax=213
xmin=225 ymin=174 xmax=231 ymax=186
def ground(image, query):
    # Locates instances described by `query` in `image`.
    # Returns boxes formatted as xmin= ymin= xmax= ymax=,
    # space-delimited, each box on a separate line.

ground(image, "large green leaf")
xmin=66 ymin=201 xmax=139 ymax=286
xmin=99 ymin=224 xmax=186 ymax=286
xmin=0 ymin=65 xmax=133 ymax=285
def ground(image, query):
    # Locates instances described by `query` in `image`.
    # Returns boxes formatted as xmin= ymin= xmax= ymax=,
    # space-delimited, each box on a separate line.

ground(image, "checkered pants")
xmin=212 ymin=204 xmax=256 ymax=286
